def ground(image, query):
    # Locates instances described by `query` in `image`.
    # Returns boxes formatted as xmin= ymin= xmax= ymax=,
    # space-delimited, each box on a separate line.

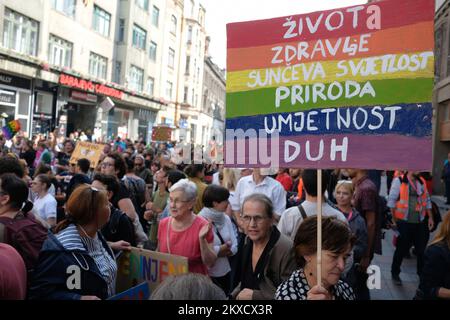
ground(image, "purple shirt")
xmin=352 ymin=175 xmax=382 ymax=256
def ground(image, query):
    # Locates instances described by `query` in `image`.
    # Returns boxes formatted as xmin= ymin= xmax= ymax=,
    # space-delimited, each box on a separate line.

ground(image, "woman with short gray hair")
xmin=157 ymin=179 xmax=217 ymax=275
xmin=232 ymin=193 xmax=296 ymax=300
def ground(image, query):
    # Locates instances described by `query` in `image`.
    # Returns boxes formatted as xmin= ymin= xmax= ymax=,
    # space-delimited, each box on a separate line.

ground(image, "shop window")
xmin=18 ymin=92 xmax=30 ymax=115
xmin=35 ymin=92 xmax=53 ymax=115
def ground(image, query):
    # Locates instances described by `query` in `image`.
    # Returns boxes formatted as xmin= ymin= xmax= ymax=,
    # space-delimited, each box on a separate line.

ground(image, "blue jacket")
xmin=29 ymin=225 xmax=115 ymax=300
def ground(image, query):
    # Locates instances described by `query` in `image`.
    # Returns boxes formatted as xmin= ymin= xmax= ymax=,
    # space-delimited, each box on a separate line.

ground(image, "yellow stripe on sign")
xmin=226 ymin=51 xmax=434 ymax=93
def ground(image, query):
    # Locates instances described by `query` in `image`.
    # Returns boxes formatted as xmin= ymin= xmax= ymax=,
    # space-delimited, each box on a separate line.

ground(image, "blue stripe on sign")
xmin=225 ymin=103 xmax=432 ymax=139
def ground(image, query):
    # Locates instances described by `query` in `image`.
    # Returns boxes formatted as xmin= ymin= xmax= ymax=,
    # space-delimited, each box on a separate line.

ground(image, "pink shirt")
xmin=158 ymin=215 xmax=214 ymax=275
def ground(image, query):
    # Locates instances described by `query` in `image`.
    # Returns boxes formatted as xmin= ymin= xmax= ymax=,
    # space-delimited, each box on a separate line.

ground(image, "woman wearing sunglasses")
xmin=30 ymin=184 xmax=117 ymax=300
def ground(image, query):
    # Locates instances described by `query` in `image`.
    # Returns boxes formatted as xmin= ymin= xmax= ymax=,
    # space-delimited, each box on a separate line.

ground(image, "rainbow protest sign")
xmin=225 ymin=0 xmax=434 ymax=170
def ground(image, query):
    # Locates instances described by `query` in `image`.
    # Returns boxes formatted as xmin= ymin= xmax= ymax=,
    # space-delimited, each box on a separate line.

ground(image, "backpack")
xmin=123 ymin=177 xmax=146 ymax=214
xmin=377 ymin=195 xmax=393 ymax=230
xmin=0 ymin=211 xmax=48 ymax=273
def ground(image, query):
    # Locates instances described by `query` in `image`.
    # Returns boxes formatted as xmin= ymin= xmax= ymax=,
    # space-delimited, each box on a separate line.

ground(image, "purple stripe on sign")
xmin=224 ymin=134 xmax=432 ymax=171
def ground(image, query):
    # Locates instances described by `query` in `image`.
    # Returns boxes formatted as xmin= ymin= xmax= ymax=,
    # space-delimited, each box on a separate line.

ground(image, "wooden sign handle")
xmin=317 ymin=169 xmax=322 ymax=287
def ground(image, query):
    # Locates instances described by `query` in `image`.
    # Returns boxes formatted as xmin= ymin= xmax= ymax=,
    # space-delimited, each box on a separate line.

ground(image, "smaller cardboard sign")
xmin=108 ymin=282 xmax=150 ymax=300
xmin=69 ymin=141 xmax=103 ymax=168
xmin=116 ymin=247 xmax=188 ymax=294
xmin=152 ymin=126 xmax=172 ymax=142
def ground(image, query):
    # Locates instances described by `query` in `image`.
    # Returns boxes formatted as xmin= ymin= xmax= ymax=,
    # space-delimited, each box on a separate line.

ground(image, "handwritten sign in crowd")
xmin=225 ymin=0 xmax=434 ymax=170
xmin=69 ymin=141 xmax=103 ymax=168
xmin=115 ymin=247 xmax=188 ymax=295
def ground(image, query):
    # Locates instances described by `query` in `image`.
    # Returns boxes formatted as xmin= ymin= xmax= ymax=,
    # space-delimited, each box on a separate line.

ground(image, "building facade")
xmin=433 ymin=0 xmax=450 ymax=194
xmin=202 ymin=53 xmax=225 ymax=146
xmin=172 ymin=0 xmax=208 ymax=145
xmin=0 ymin=0 xmax=198 ymax=143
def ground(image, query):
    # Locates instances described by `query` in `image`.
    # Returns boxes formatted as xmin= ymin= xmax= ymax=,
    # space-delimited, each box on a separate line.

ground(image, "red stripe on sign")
xmin=227 ymin=0 xmax=434 ymax=49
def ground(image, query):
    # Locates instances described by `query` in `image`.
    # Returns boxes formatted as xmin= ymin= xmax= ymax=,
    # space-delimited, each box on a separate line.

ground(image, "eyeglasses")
xmin=241 ymin=214 xmax=268 ymax=225
xmin=169 ymin=198 xmax=190 ymax=206
xmin=101 ymin=162 xmax=114 ymax=168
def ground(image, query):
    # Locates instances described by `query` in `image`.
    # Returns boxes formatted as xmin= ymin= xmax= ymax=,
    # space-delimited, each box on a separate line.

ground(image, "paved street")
xmin=370 ymin=179 xmax=449 ymax=300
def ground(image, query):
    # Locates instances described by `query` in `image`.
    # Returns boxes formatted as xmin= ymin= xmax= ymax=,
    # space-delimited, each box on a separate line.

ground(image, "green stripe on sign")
xmin=226 ymin=78 xmax=433 ymax=118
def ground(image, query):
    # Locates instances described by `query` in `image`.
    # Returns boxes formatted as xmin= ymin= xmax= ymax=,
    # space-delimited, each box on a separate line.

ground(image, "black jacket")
xmin=101 ymin=205 xmax=136 ymax=247
xmin=29 ymin=225 xmax=115 ymax=300
xmin=418 ymin=242 xmax=450 ymax=299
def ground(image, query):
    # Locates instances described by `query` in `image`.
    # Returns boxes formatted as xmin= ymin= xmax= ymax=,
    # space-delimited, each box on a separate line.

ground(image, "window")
xmin=129 ymin=65 xmax=144 ymax=92
xmin=51 ymin=0 xmax=76 ymax=18
xmin=435 ymin=25 xmax=443 ymax=81
xmin=187 ymin=26 xmax=193 ymax=43
xmin=168 ymin=48 xmax=175 ymax=69
xmin=48 ymin=34 xmax=72 ymax=68
xmin=92 ymin=5 xmax=111 ymax=37
xmin=149 ymin=41 xmax=157 ymax=61
xmin=146 ymin=77 xmax=154 ymax=96
xmin=152 ymin=6 xmax=160 ymax=27
xmin=185 ymin=56 xmax=190 ymax=75
xmin=118 ymin=19 xmax=125 ymax=42
xmin=135 ymin=0 xmax=149 ymax=11
xmin=183 ymin=86 xmax=188 ymax=103
xmin=114 ymin=61 xmax=122 ymax=84
xmin=89 ymin=52 xmax=108 ymax=79
xmin=170 ymin=15 xmax=177 ymax=35
xmin=132 ymin=24 xmax=146 ymax=50
xmin=2 ymin=8 xmax=39 ymax=56
xmin=166 ymin=81 xmax=173 ymax=100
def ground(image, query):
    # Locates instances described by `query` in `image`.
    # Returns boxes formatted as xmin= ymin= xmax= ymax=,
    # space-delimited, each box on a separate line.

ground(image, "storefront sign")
xmin=70 ymin=90 xmax=98 ymax=103
xmin=0 ymin=73 xmax=31 ymax=90
xmin=59 ymin=74 xmax=124 ymax=100
xmin=0 ymin=89 xmax=16 ymax=106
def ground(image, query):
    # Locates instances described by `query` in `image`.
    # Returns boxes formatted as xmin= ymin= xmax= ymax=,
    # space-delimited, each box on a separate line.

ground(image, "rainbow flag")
xmin=225 ymin=0 xmax=434 ymax=171
xmin=1 ymin=119 xmax=21 ymax=140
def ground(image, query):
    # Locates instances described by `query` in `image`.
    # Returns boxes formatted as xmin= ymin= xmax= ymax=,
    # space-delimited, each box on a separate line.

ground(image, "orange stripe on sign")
xmin=227 ymin=21 xmax=433 ymax=72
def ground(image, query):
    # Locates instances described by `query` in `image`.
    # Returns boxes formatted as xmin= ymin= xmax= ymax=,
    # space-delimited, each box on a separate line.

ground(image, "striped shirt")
xmin=56 ymin=224 xmax=117 ymax=297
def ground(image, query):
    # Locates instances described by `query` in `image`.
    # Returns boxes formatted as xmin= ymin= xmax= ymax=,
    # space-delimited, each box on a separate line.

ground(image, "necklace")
xmin=78 ymin=224 xmax=95 ymax=239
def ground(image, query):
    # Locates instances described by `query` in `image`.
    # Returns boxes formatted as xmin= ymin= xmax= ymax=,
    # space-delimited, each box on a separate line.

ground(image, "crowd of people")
xmin=0 ymin=132 xmax=449 ymax=301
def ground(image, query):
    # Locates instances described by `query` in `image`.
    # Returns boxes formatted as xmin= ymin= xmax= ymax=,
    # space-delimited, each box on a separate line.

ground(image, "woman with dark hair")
xmin=30 ymin=185 xmax=117 ymax=300
xmin=144 ymin=166 xmax=170 ymax=250
xmin=232 ymin=194 xmax=296 ymax=300
xmin=0 ymin=173 xmax=47 ymax=275
xmin=275 ymin=216 xmax=356 ymax=300
xmin=199 ymin=184 xmax=237 ymax=295
xmin=417 ymin=211 xmax=450 ymax=299
xmin=92 ymin=173 xmax=136 ymax=249
xmin=100 ymin=152 xmax=147 ymax=245
xmin=31 ymin=174 xmax=57 ymax=227
xmin=185 ymin=164 xmax=207 ymax=214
